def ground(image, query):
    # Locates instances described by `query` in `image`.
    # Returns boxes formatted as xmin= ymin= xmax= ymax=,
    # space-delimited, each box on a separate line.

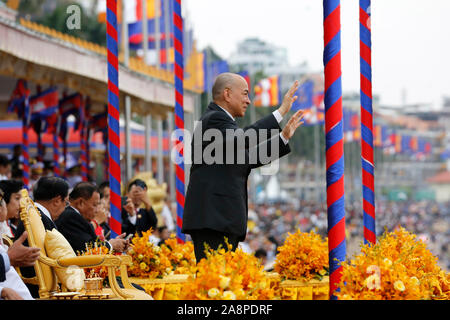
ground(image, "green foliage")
xmin=18 ymin=0 xmax=106 ymax=46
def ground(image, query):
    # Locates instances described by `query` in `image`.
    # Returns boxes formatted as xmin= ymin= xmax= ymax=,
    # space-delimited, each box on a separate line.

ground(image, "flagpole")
xmin=323 ymin=0 xmax=346 ymax=300
xmin=106 ymin=0 xmax=122 ymax=238
xmin=154 ymin=0 xmax=161 ymax=68
xmin=173 ymin=0 xmax=185 ymax=243
xmin=157 ymin=117 xmax=164 ymax=184
xmin=145 ymin=114 xmax=152 ymax=171
xmin=121 ymin=0 xmax=132 ymax=183
xmin=359 ymin=0 xmax=375 ymax=245
xmin=142 ymin=0 xmax=149 ymax=65
xmin=164 ymin=0 xmax=171 ymax=69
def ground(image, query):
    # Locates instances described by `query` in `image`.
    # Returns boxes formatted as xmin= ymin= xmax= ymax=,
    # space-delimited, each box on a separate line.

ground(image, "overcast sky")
xmin=184 ymin=0 xmax=450 ymax=108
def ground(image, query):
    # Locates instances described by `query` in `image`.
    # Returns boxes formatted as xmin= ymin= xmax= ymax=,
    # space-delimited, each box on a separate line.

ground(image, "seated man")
xmin=121 ymin=179 xmax=158 ymax=238
xmin=15 ymin=176 xmax=69 ymax=298
xmin=56 ymin=182 xmax=128 ymax=254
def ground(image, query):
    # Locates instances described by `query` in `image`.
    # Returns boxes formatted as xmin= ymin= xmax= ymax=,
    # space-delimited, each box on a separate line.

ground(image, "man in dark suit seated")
xmin=15 ymin=176 xmax=70 ymax=297
xmin=182 ymin=72 xmax=305 ymax=263
xmin=121 ymin=179 xmax=158 ymax=238
xmin=55 ymin=182 xmax=129 ymax=254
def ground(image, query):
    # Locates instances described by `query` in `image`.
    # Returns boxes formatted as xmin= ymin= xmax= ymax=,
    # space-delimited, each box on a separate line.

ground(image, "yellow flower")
xmin=222 ymin=290 xmax=236 ymax=300
xmin=394 ymin=280 xmax=405 ymax=292
xmin=138 ymin=254 xmax=144 ymax=260
xmin=410 ymin=277 xmax=420 ymax=286
xmin=274 ymin=229 xmax=328 ymax=281
xmin=140 ymin=262 xmax=147 ymax=270
xmin=207 ymin=288 xmax=220 ymax=298
xmin=383 ymin=258 xmax=392 ymax=268
xmin=219 ymin=275 xmax=231 ymax=289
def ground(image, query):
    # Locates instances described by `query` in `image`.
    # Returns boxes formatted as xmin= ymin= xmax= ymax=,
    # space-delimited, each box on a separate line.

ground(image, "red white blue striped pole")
xmin=52 ymin=118 xmax=61 ymax=177
xmin=359 ymin=0 xmax=375 ymax=245
xmin=22 ymin=91 xmax=30 ymax=189
xmin=173 ymin=0 xmax=185 ymax=244
xmin=106 ymin=0 xmax=121 ymax=238
xmin=323 ymin=0 xmax=346 ymax=299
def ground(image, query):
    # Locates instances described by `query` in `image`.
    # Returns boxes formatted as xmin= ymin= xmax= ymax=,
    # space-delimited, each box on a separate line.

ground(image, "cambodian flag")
xmin=30 ymin=87 xmax=59 ymax=134
xmin=8 ymin=79 xmax=30 ymax=117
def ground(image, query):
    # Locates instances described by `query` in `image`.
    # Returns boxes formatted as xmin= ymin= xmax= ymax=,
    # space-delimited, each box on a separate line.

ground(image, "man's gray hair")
xmin=212 ymin=72 xmax=238 ymax=101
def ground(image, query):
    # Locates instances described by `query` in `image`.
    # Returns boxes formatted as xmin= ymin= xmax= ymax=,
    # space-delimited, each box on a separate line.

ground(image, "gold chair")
xmin=18 ymin=189 xmax=152 ymax=300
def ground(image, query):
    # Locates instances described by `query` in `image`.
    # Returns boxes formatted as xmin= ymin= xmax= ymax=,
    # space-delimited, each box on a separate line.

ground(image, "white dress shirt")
xmin=35 ymin=202 xmax=53 ymax=223
xmin=216 ymin=105 xmax=289 ymax=144
xmin=0 ymin=238 xmax=34 ymax=299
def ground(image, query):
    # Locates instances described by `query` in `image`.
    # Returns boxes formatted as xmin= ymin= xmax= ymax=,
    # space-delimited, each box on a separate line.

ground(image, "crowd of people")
xmin=0 ymin=148 xmax=449 ymax=299
xmin=239 ymin=199 xmax=450 ymax=271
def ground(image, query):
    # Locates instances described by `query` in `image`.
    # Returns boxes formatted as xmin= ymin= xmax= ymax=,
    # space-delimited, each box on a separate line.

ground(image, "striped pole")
xmin=80 ymin=122 xmax=88 ymax=182
xmin=359 ymin=0 xmax=375 ymax=245
xmin=106 ymin=0 xmax=121 ymax=238
xmin=323 ymin=0 xmax=346 ymax=299
xmin=22 ymin=92 xmax=30 ymax=189
xmin=173 ymin=0 xmax=185 ymax=244
xmin=52 ymin=118 xmax=61 ymax=177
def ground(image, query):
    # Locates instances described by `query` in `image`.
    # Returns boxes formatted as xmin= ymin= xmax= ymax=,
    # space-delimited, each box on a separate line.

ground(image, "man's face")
xmin=6 ymin=191 xmax=21 ymax=220
xmin=51 ymin=195 xmax=69 ymax=221
xmin=80 ymin=192 xmax=101 ymax=221
xmin=226 ymin=76 xmax=251 ymax=118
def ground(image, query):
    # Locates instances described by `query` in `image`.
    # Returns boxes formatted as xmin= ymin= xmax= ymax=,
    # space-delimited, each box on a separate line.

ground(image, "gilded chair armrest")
xmin=38 ymin=253 xmax=59 ymax=267
xmin=56 ymin=254 xmax=122 ymax=268
xmin=119 ymin=254 xmax=132 ymax=266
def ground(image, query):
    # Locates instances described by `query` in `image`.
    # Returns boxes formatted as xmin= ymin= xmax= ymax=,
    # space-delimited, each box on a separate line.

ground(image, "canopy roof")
xmin=0 ymin=13 xmax=201 ymax=119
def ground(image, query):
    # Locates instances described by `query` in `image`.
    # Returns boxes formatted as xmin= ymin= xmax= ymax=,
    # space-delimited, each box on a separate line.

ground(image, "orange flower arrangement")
xmin=159 ymin=235 xmax=197 ymax=275
xmin=127 ymin=230 xmax=197 ymax=278
xmin=274 ymin=229 xmax=329 ymax=281
xmin=179 ymin=242 xmax=278 ymax=300
xmin=335 ymin=227 xmax=450 ymax=300
xmin=127 ymin=229 xmax=172 ymax=278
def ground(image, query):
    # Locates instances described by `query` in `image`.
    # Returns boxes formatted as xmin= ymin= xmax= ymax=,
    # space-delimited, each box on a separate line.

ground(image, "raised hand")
xmin=278 ymin=80 xmax=299 ymax=117
xmin=281 ymin=109 xmax=305 ymax=140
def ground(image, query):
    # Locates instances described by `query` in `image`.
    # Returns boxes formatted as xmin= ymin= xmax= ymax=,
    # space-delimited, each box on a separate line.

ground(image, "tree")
xmin=18 ymin=0 xmax=106 ymax=46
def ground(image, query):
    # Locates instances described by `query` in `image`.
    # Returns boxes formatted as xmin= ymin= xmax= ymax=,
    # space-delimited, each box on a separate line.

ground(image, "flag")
xmin=89 ymin=111 xmax=108 ymax=145
xmin=30 ymin=87 xmax=59 ymax=134
xmin=238 ymin=71 xmax=251 ymax=92
xmin=343 ymin=108 xmax=359 ymax=142
xmin=58 ymin=93 xmax=83 ymax=142
xmin=203 ymin=55 xmax=229 ymax=93
xmin=292 ymin=80 xmax=314 ymax=111
xmin=253 ymin=75 xmax=281 ymax=107
xmin=7 ymin=79 xmax=30 ymax=120
xmin=401 ymin=135 xmax=411 ymax=154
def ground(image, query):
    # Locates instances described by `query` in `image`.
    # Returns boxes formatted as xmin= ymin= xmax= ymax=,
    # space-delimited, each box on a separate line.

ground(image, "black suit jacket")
xmin=55 ymin=206 xmax=111 ymax=254
xmin=121 ymin=207 xmax=158 ymax=237
xmin=182 ymin=102 xmax=291 ymax=241
xmin=0 ymin=254 xmax=6 ymax=282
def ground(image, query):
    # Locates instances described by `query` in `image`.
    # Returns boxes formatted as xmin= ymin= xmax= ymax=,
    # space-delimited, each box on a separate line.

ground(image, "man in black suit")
xmin=55 ymin=182 xmax=129 ymax=254
xmin=182 ymin=72 xmax=304 ymax=262
xmin=14 ymin=176 xmax=70 ymax=297
xmin=121 ymin=179 xmax=158 ymax=238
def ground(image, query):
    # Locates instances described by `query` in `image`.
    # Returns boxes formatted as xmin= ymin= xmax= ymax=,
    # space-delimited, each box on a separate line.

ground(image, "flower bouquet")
xmin=179 ymin=241 xmax=279 ymax=300
xmin=335 ymin=227 xmax=450 ymax=300
xmin=273 ymin=229 xmax=329 ymax=300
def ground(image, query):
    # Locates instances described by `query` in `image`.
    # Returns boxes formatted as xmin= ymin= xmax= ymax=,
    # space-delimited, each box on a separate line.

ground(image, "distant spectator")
xmin=0 ymin=155 xmax=11 ymax=180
